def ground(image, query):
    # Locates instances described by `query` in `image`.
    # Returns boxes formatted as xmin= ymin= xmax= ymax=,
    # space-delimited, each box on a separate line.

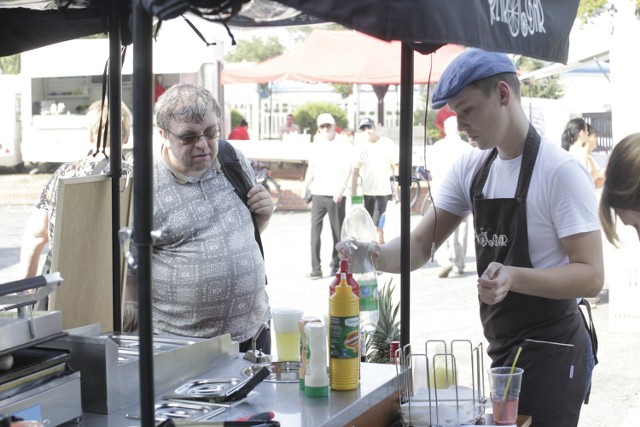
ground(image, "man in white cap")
xmin=339 ymin=48 xmax=602 ymax=426
xmin=350 ymin=117 xmax=398 ymax=244
xmin=303 ymin=113 xmax=351 ymax=279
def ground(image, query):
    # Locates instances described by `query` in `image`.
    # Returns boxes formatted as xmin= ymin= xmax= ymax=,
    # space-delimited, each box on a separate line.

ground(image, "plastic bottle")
xmin=329 ymin=259 xmax=360 ymax=297
xmin=304 ymin=321 xmax=329 ymax=397
xmin=299 ymin=316 xmax=322 ymax=389
xmin=340 ymin=195 xmax=379 ymax=362
xmin=329 ymin=273 xmax=360 ymax=390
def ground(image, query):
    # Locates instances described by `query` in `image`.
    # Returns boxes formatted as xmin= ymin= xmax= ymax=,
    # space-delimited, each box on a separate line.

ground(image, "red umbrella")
xmin=221 ymin=29 xmax=465 ymax=84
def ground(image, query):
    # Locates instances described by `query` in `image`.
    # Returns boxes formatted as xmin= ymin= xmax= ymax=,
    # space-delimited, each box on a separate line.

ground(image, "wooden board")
xmin=49 ymin=174 xmax=132 ymax=331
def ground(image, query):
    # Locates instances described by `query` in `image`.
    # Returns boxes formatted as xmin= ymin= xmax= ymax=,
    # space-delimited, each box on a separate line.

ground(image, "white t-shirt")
xmin=353 ymin=136 xmax=399 ymax=195
xmin=308 ymin=134 xmax=352 ymax=196
xmin=433 ymin=137 xmax=600 ymax=269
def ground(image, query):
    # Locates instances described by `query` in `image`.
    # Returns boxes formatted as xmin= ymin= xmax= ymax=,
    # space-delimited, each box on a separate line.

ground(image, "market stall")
xmin=0 ymin=1 xmax=579 ymax=426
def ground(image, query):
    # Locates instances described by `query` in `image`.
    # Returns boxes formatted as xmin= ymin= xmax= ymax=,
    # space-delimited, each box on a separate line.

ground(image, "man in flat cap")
xmin=339 ymin=48 xmax=602 ymax=426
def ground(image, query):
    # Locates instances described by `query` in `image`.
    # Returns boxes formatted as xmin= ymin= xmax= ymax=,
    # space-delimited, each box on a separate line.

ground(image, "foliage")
xmin=0 ymin=54 xmax=20 ymax=74
xmin=230 ymin=109 xmax=244 ymax=129
xmin=225 ymin=36 xmax=285 ymax=63
xmin=365 ymin=279 xmax=400 ymax=363
xmin=292 ymin=101 xmax=347 ymax=136
xmin=576 ymin=0 xmax=640 ymax=24
xmin=332 ymin=83 xmax=353 ymax=99
xmin=516 ymin=56 xmax=562 ymax=99
xmin=577 ymin=0 xmax=618 ymax=24
xmin=414 ymin=108 xmax=441 ymax=144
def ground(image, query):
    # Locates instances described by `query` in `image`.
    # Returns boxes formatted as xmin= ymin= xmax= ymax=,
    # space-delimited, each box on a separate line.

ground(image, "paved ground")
xmin=1 ymin=170 xmax=639 ymax=426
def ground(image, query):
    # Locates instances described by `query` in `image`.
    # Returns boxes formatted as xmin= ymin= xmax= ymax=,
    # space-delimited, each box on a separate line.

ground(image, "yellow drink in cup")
xmin=271 ymin=307 xmax=304 ymax=362
xmin=275 ymin=331 xmax=301 ymax=362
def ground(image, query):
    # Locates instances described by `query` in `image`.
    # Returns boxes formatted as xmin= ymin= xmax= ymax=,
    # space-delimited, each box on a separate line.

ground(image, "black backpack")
xmin=217 ymin=139 xmax=265 ymax=263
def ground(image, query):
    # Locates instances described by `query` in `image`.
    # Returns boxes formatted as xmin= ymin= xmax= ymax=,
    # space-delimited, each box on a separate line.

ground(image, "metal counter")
xmin=74 ymin=357 xmax=400 ymax=427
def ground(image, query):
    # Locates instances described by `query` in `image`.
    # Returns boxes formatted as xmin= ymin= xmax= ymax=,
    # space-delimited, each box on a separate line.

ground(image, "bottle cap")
xmin=339 ymin=259 xmax=349 ymax=273
xmin=351 ymin=195 xmax=364 ymax=205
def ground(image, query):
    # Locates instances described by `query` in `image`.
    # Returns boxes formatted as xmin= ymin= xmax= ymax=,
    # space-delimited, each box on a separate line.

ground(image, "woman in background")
xmin=600 ymin=133 xmax=640 ymax=245
xmin=561 ymin=118 xmax=604 ymax=188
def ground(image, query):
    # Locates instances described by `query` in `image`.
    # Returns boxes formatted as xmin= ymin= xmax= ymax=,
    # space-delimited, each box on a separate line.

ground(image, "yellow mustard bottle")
xmin=329 ymin=272 xmax=360 ymax=390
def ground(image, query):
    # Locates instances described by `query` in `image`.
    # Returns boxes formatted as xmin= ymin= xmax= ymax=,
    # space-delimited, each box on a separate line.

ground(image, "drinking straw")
xmin=502 ymin=346 xmax=523 ymax=402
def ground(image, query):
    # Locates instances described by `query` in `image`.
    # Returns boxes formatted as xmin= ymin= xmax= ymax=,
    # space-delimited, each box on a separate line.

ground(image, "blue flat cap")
xmin=432 ymin=48 xmax=516 ymax=109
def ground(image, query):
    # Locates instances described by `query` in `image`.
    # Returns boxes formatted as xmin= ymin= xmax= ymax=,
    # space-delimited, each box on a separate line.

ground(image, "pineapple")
xmin=365 ymin=278 xmax=400 ymax=363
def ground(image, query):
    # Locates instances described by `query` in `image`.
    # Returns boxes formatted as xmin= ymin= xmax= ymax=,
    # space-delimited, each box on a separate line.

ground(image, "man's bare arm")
xmin=376 ymin=207 xmax=464 ymax=273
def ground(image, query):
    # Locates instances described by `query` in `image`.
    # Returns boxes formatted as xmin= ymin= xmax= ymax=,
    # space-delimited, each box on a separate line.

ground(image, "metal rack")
xmin=395 ymin=340 xmax=486 ymax=426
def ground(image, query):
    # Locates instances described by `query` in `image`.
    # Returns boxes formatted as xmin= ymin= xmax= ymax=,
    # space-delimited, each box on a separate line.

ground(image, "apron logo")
xmin=476 ymin=230 xmax=509 ymax=247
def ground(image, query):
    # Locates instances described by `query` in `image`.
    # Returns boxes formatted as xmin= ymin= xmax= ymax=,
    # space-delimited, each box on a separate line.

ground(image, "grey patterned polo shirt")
xmin=149 ymin=147 xmax=270 ymax=343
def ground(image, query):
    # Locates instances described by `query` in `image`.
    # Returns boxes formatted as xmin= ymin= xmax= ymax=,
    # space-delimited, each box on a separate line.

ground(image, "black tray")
xmin=0 ymin=347 xmax=71 ymax=386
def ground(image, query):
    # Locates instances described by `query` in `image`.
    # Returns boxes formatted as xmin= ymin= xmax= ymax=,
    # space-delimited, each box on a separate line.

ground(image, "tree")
xmin=516 ymin=56 xmax=562 ymax=99
xmin=577 ymin=0 xmax=640 ymax=24
xmin=292 ymin=101 xmax=347 ymax=136
xmin=225 ymin=36 xmax=284 ymax=63
xmin=230 ymin=109 xmax=244 ymax=129
xmin=331 ymin=83 xmax=353 ymax=99
xmin=0 ymin=54 xmax=20 ymax=74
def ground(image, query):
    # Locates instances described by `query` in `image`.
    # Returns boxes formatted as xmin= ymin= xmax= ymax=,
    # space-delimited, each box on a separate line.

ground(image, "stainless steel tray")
xmin=242 ymin=361 xmax=300 ymax=383
xmin=174 ymin=378 xmax=243 ymax=396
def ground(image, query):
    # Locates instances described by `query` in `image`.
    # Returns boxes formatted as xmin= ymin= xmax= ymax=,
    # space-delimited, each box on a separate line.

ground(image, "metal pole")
xmin=132 ymin=1 xmax=155 ymax=426
xmin=399 ymin=42 xmax=414 ymax=348
xmin=109 ymin=0 xmax=123 ymax=333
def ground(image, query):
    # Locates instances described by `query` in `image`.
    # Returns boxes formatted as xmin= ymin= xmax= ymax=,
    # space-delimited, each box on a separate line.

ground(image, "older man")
xmin=303 ymin=113 xmax=351 ymax=279
xmin=127 ymin=83 xmax=273 ymax=353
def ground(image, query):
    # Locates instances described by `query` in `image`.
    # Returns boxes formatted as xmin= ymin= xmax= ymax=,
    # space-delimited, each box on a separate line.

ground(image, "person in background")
xmin=342 ymin=127 xmax=355 ymax=145
xmin=303 ymin=113 xmax=352 ymax=279
xmin=434 ymin=104 xmax=456 ymax=139
xmin=154 ymin=75 xmax=166 ymax=103
xmin=585 ymin=124 xmax=605 ymax=189
xmin=561 ymin=117 xmax=588 ymax=152
xmin=428 ymin=114 xmax=473 ymax=278
xmin=228 ymin=118 xmax=250 ymax=140
xmin=279 ymin=113 xmax=300 ymax=140
xmin=561 ymin=118 xmax=604 ymax=188
xmin=19 ymin=100 xmax=133 ymax=281
xmin=600 ymin=133 xmax=640 ymax=245
xmin=126 ymin=83 xmax=273 ymax=352
xmin=339 ymin=49 xmax=602 ymax=427
xmin=350 ymin=118 xmax=398 ymax=244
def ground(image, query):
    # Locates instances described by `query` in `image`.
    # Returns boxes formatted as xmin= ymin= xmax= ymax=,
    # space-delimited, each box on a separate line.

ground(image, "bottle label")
xmin=330 ymin=316 xmax=359 ymax=359
xmin=359 ymin=278 xmax=378 ymax=312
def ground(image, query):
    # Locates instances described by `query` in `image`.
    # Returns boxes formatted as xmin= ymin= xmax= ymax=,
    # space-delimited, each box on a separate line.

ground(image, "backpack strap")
xmin=217 ymin=140 xmax=265 ymax=261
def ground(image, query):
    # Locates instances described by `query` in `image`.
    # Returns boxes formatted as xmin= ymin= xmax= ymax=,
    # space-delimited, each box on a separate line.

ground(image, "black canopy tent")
xmin=0 ymin=1 xmax=580 ymax=425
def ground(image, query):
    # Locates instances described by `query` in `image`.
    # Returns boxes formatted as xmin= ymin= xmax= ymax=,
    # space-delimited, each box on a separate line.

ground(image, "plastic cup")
xmin=487 ymin=367 xmax=524 ymax=425
xmin=271 ymin=307 xmax=304 ymax=361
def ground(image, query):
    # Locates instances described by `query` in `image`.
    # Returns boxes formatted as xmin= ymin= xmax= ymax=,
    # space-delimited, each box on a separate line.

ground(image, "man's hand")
xmin=477 ymin=262 xmax=511 ymax=305
xmin=336 ymin=240 xmax=380 ymax=263
xmin=247 ymin=184 xmax=273 ymax=232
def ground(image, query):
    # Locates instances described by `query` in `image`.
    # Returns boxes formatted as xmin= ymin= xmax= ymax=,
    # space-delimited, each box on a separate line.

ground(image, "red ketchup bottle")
xmin=329 ymin=259 xmax=360 ymax=297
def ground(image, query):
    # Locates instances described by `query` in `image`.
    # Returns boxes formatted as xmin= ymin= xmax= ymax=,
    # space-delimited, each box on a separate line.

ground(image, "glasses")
xmin=360 ymin=125 xmax=373 ymax=131
xmin=163 ymin=126 xmax=219 ymax=145
xmin=318 ymin=123 xmax=333 ymax=129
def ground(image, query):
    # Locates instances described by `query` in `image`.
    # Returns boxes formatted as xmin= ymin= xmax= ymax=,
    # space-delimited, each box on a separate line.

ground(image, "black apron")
xmin=471 ymin=125 xmax=589 ymax=427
